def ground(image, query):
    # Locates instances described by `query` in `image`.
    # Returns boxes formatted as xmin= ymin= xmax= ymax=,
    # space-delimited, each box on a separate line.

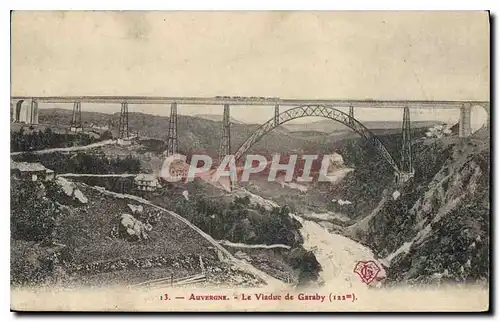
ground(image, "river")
xmin=237 ymin=188 xmax=385 ymax=288
xmin=290 ymin=213 xmax=386 ymax=288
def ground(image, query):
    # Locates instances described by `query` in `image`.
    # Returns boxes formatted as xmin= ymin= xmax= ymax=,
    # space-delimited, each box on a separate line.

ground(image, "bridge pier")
xmin=166 ymin=102 xmax=178 ymax=156
xmin=485 ymin=103 xmax=491 ymax=129
xmin=15 ymin=100 xmax=24 ymax=122
xmin=30 ymin=99 xmax=39 ymax=124
xmin=12 ymin=99 xmax=39 ymax=124
xmin=459 ymin=103 xmax=472 ymax=137
xmin=218 ymin=104 xmax=231 ymax=163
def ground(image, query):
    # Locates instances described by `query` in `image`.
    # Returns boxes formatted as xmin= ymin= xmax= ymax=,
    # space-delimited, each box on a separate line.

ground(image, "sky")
xmin=11 ymin=11 xmax=490 ymax=125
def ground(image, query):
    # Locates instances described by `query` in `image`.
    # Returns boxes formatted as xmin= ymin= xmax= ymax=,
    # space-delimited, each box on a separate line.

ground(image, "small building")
xmin=89 ymin=123 xmax=109 ymax=131
xmin=117 ymin=138 xmax=133 ymax=146
xmin=117 ymin=133 xmax=139 ymax=146
xmin=134 ymin=174 xmax=160 ymax=192
xmin=45 ymin=169 xmax=55 ymax=181
xmin=11 ymin=161 xmax=55 ymax=182
xmin=69 ymin=126 xmax=84 ymax=133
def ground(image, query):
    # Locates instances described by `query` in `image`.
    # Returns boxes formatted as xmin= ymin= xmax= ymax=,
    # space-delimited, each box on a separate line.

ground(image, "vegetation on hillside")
xmin=143 ymin=185 xmax=322 ymax=284
xmin=252 ymin=125 xmax=490 ymax=285
xmin=10 ymin=180 xmax=71 ymax=285
xmin=10 ymin=127 xmax=102 ymax=152
xmin=13 ymin=151 xmax=142 ymax=174
xmin=323 ymin=128 xmax=431 ymax=218
xmin=137 ymin=138 xmax=167 ymax=154
xmin=173 ymin=195 xmax=302 ymax=247
xmin=37 ymin=109 xmax=311 ymax=156
xmin=11 ymin=180 xmax=61 ymax=242
xmin=341 ymin=131 xmax=490 ymax=284
xmin=371 ymin=137 xmax=489 ymax=284
xmin=11 ymin=179 xmax=261 ymax=288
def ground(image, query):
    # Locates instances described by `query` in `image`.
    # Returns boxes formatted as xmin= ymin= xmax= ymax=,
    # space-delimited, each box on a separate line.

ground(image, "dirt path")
xmin=216 ymin=240 xmax=291 ymax=250
xmin=58 ymin=173 xmax=136 ymax=178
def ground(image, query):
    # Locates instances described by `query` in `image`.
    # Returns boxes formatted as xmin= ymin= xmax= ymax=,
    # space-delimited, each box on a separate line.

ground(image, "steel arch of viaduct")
xmin=233 ymin=105 xmax=400 ymax=174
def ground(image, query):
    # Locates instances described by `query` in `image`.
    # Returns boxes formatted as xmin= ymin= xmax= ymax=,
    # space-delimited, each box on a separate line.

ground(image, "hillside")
xmin=36 ymin=108 xmax=441 ymax=159
xmin=194 ymin=114 xmax=244 ymax=124
xmin=352 ymin=131 xmax=489 ymax=284
xmin=37 ymin=108 xmax=307 ymax=156
xmin=10 ymin=179 xmax=267 ymax=288
xmin=282 ymin=119 xmax=441 ymax=133
xmin=10 ymin=168 xmax=318 ymax=288
xmin=334 ymin=128 xmax=491 ymax=284
xmin=38 ymin=108 xmax=113 ymax=129
xmin=54 ymin=174 xmax=322 ymax=285
xmin=233 ymin=124 xmax=490 ymax=285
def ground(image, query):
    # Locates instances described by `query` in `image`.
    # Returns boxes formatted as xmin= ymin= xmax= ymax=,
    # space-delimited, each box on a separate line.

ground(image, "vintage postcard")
xmin=10 ymin=11 xmax=490 ymax=312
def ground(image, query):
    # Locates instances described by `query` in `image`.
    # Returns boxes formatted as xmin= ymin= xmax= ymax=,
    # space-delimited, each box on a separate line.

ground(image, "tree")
xmin=100 ymin=130 xmax=113 ymax=140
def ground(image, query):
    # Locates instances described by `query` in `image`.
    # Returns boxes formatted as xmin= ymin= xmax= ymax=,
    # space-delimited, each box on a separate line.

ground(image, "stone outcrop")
xmin=119 ymin=213 xmax=152 ymax=241
xmin=56 ymin=177 xmax=88 ymax=204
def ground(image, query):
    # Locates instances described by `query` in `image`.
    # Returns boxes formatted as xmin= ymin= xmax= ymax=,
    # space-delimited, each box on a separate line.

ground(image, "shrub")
xmin=13 ymin=151 xmax=142 ymax=175
xmin=11 ymin=180 xmax=57 ymax=242
xmin=10 ymin=127 xmax=101 ymax=152
xmin=100 ymin=130 xmax=113 ymax=140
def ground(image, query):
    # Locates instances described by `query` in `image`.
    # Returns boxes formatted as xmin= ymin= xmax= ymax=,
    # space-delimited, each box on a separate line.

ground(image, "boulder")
xmin=128 ymin=204 xmax=144 ymax=215
xmin=119 ymin=213 xmax=152 ymax=241
xmin=56 ymin=177 xmax=88 ymax=204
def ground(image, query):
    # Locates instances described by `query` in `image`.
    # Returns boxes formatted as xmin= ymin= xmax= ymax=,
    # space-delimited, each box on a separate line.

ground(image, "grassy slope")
xmin=11 ymin=180 xmax=269 ymax=288
xmin=11 ymin=183 xmax=220 ymax=287
xmin=57 ymin=184 xmax=215 ymax=264
xmin=133 ymin=179 xmax=316 ymax=284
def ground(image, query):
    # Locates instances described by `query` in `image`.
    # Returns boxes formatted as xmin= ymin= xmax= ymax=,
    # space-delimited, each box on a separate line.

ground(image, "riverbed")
xmin=238 ymin=188 xmax=385 ymax=288
xmin=290 ymin=213 xmax=386 ymax=288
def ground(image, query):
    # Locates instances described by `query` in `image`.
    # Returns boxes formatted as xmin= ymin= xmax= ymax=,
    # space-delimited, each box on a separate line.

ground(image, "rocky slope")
xmin=10 ymin=179 xmax=272 ymax=288
xmin=347 ymin=128 xmax=490 ymax=284
xmin=244 ymin=125 xmax=490 ymax=286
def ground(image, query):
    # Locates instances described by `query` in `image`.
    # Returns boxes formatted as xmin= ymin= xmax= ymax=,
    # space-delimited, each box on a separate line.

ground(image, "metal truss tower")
xmin=71 ymin=101 xmax=82 ymax=130
xmin=274 ymin=104 xmax=280 ymax=125
xmin=348 ymin=105 xmax=354 ymax=126
xmin=166 ymin=102 xmax=178 ymax=156
xmin=118 ymin=102 xmax=129 ymax=138
xmin=218 ymin=104 xmax=231 ymax=163
xmin=399 ymin=105 xmax=414 ymax=183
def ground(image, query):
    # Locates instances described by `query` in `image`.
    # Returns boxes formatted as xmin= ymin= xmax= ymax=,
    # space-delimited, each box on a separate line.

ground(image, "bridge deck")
xmin=10 ymin=96 xmax=489 ymax=109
